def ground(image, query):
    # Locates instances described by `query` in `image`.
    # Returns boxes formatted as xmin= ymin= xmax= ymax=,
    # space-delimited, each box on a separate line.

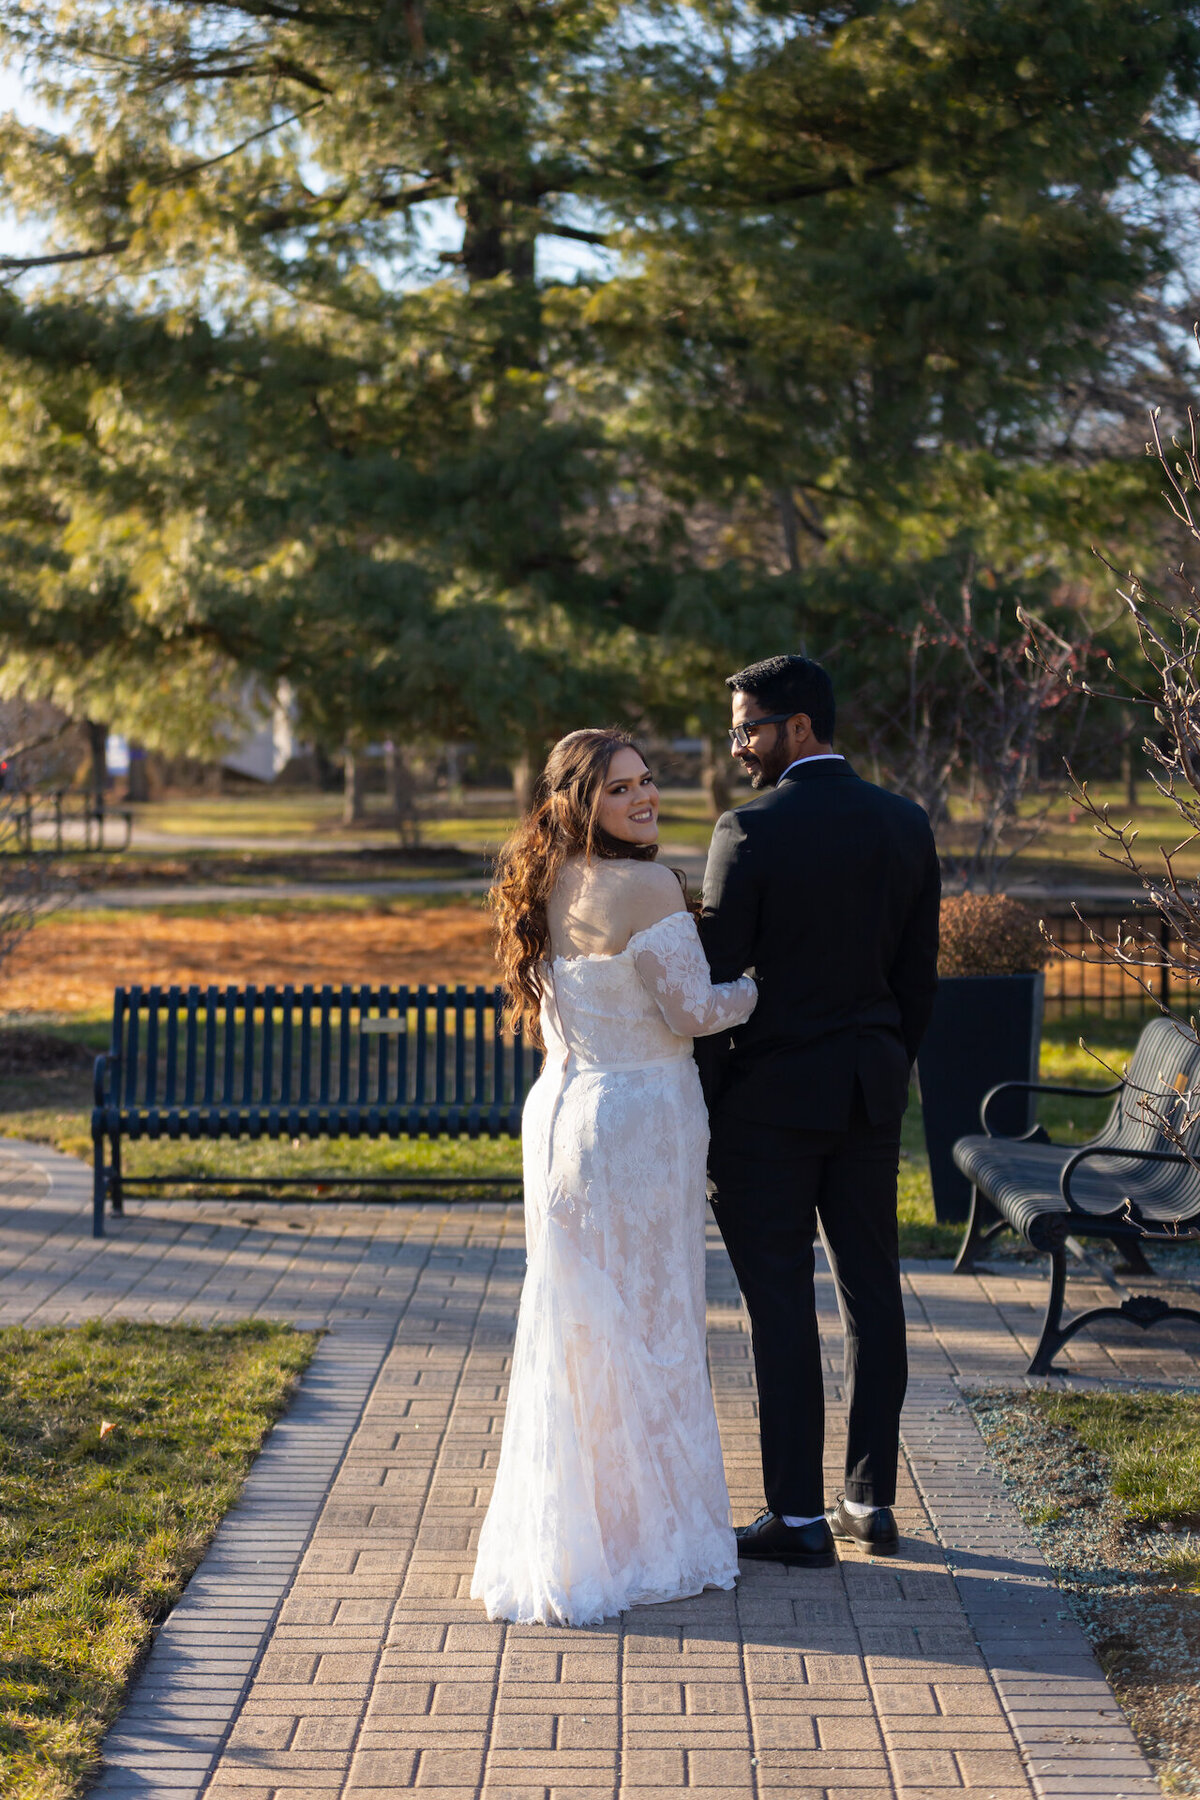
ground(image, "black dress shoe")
xmin=826 ymin=1498 xmax=900 ymax=1555
xmin=735 ymin=1509 xmax=836 ymax=1568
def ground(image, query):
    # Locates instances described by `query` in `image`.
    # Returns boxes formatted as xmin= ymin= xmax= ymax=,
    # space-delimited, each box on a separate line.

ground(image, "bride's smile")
xmin=597 ymin=746 xmax=660 ymax=844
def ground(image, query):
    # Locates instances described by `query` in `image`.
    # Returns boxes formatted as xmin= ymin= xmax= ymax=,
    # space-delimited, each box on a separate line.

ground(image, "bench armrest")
xmin=94 ymin=1051 xmax=118 ymax=1108
xmin=981 ymin=1077 xmax=1123 ymax=1137
xmin=1060 ymin=1142 xmax=1193 ymax=1210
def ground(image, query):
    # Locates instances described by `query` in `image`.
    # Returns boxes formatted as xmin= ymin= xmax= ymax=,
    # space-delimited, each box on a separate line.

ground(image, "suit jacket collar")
xmin=778 ymin=758 xmax=856 ymax=785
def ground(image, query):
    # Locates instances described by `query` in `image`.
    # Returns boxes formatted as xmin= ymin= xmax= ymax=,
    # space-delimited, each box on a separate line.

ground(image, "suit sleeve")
xmin=694 ymin=809 xmax=760 ymax=1109
xmin=697 ymin=809 xmax=759 ymax=983
xmin=889 ymin=825 xmax=941 ymax=1062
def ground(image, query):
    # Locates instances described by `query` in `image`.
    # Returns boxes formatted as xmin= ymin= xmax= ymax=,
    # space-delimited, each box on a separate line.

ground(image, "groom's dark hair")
xmin=726 ymin=655 xmax=836 ymax=743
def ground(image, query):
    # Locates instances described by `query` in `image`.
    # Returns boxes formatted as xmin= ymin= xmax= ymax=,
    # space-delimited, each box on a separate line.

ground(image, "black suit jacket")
xmin=696 ymin=758 xmax=940 ymax=1131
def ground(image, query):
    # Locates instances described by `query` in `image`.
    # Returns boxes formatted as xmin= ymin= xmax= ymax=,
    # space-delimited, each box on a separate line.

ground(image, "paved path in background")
xmin=3 ymin=1141 xmax=1199 ymax=1800
xmin=68 ymin=875 xmax=1160 ymax=910
xmin=69 ymin=877 xmax=496 ymax=909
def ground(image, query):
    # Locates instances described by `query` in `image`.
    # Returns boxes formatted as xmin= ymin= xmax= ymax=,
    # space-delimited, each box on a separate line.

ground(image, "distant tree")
xmin=1060 ymin=402 xmax=1200 ymax=1017
xmin=0 ymin=0 xmax=1195 ymax=770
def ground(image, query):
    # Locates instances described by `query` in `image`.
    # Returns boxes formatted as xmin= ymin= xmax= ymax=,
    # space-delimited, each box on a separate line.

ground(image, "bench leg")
xmin=1027 ymin=1243 xmax=1200 ymax=1376
xmin=1028 ymin=1243 xmax=1069 ymax=1375
xmin=953 ymin=1186 xmax=1008 ymax=1273
xmin=92 ymin=1132 xmax=106 ymax=1239
xmin=1111 ymin=1236 xmax=1153 ymax=1277
xmin=110 ymin=1134 xmax=124 ymax=1215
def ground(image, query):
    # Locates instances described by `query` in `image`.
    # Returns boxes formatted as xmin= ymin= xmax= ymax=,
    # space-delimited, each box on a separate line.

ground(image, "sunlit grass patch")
xmin=1028 ymin=1389 xmax=1200 ymax=1535
xmin=0 ymin=1320 xmax=316 ymax=1800
xmin=970 ymin=1387 xmax=1200 ymax=1790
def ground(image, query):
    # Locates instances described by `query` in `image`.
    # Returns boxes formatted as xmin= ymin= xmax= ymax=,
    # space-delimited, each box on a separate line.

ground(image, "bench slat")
xmin=165 ymin=985 xmax=180 ymax=1105
xmin=242 ymin=983 xmax=256 ymax=1105
xmin=299 ymin=984 xmax=313 ymax=1102
xmin=492 ymin=986 xmax=505 ymax=1107
xmin=396 ymin=985 xmax=409 ymax=1105
xmin=357 ymin=984 xmax=371 ymax=1106
xmin=261 ymin=985 xmax=276 ymax=1103
xmin=146 ymin=987 xmax=162 ymax=1106
xmin=415 ymin=985 xmax=428 ymax=1105
xmin=339 ymin=985 xmax=352 ymax=1103
xmin=124 ymin=987 xmax=141 ymax=1107
xmin=280 ymin=985 xmax=294 ymax=1102
xmin=474 ymin=986 xmax=486 ymax=1102
xmin=222 ymin=984 xmax=237 ymax=1103
xmin=318 ymin=985 xmax=333 ymax=1105
xmin=184 ymin=988 xmax=198 ymax=1101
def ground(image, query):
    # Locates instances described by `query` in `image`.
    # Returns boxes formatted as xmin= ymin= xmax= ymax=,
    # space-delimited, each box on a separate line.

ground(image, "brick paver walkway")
xmin=3 ymin=1139 xmax=1198 ymax=1800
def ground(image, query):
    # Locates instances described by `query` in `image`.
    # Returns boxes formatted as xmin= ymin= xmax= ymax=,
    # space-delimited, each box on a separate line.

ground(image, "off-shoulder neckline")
xmin=550 ymin=908 xmax=692 ymax=968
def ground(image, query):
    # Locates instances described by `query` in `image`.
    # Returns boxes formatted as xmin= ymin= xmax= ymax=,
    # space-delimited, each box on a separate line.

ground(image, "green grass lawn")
xmin=102 ymin=778 xmax=1200 ymax=885
xmin=1030 ymin=1389 xmax=1200 ymax=1548
xmin=0 ymin=1320 xmax=316 ymax=1800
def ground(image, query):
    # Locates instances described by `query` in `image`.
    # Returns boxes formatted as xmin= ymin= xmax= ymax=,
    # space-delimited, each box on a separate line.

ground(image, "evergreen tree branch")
xmin=148 ymin=103 xmax=324 ymax=188
xmin=0 ymin=104 xmax=325 ymax=274
xmin=146 ymin=56 xmax=333 ymax=96
xmin=543 ymin=222 xmax=611 ymax=247
xmin=0 ymin=240 xmax=131 ymax=273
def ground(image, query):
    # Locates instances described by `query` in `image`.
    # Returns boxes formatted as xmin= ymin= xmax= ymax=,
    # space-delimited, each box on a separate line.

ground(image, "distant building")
xmin=219 ymin=683 xmax=300 ymax=783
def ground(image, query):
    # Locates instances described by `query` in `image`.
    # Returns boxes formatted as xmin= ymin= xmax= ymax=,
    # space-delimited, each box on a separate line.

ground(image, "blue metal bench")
xmin=91 ymin=983 xmax=542 ymax=1237
xmin=952 ymin=1015 xmax=1200 ymax=1373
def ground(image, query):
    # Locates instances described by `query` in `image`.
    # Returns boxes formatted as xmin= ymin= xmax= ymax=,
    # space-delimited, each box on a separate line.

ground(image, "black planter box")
xmin=917 ymin=972 xmax=1045 ymax=1224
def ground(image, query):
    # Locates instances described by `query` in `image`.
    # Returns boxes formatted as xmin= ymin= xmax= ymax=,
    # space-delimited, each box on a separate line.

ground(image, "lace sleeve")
xmin=632 ymin=911 xmax=757 ymax=1040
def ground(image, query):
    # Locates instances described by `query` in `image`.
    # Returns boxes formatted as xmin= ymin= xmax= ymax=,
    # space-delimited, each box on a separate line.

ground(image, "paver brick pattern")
xmin=2 ymin=1141 xmax=1197 ymax=1797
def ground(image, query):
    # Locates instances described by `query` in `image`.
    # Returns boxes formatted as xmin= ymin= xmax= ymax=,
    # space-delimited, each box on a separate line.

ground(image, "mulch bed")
xmin=968 ymin=1389 xmax=1200 ymax=1794
xmin=2 ymin=905 xmax=500 ymax=1017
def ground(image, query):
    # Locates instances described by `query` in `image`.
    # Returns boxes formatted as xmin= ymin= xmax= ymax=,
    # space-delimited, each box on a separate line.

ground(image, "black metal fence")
xmin=1039 ymin=904 xmax=1200 ymax=1021
xmin=2 ymin=789 xmax=133 ymax=854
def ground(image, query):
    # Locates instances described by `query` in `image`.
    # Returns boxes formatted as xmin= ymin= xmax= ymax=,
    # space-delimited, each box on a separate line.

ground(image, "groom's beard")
xmin=741 ymin=754 xmax=779 ymax=790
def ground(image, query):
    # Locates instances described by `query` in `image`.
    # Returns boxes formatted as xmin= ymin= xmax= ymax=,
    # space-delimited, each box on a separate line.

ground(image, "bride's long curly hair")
xmin=492 ymin=729 xmax=658 ymax=1040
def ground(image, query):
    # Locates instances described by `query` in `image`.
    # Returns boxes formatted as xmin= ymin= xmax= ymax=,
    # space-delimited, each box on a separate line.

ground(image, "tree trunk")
xmin=84 ymin=720 xmax=108 ymax=804
xmin=314 ymin=743 xmax=338 ymax=791
xmin=701 ymin=737 xmax=732 ymax=819
xmin=511 ymin=750 xmax=537 ymax=815
xmin=342 ymin=741 xmax=366 ymax=825
xmin=384 ymin=740 xmax=420 ymax=846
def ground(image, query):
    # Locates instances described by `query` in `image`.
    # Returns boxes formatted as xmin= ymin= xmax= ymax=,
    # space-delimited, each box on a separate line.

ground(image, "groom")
xmin=697 ymin=654 xmax=940 ymax=1566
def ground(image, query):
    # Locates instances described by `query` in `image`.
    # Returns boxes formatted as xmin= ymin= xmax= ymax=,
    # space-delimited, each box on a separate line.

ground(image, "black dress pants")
xmin=708 ymin=1087 xmax=907 ymax=1517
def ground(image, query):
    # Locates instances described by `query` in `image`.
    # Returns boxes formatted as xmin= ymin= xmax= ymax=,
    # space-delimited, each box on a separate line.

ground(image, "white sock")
xmin=781 ymin=1513 xmax=825 ymax=1528
xmin=843 ymin=1498 xmax=878 ymax=1517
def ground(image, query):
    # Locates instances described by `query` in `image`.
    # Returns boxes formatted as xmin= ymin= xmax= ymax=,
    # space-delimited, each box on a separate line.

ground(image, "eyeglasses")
xmin=727 ymin=712 xmax=795 ymax=749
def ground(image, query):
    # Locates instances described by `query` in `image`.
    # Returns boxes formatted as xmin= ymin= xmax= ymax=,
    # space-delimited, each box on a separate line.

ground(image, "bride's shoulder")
xmin=575 ymin=857 xmax=686 ymax=924
xmin=618 ymin=861 xmax=688 ymax=931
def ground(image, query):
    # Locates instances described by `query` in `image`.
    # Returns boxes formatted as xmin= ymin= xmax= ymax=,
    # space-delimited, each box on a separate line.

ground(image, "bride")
xmin=470 ymin=728 xmax=757 ymax=1626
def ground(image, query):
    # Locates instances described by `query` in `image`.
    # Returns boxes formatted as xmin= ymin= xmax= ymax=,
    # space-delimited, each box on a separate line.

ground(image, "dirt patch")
xmin=969 ymin=1388 xmax=1200 ymax=1794
xmin=2 ymin=905 xmax=500 ymax=1017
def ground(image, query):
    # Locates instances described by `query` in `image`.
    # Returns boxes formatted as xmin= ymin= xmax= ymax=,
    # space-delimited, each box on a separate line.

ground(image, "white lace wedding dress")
xmin=471 ymin=908 xmax=757 ymax=1626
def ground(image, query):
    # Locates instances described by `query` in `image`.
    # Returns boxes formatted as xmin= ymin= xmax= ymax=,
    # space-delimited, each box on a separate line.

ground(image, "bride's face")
xmin=596 ymin=748 xmax=659 ymax=845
